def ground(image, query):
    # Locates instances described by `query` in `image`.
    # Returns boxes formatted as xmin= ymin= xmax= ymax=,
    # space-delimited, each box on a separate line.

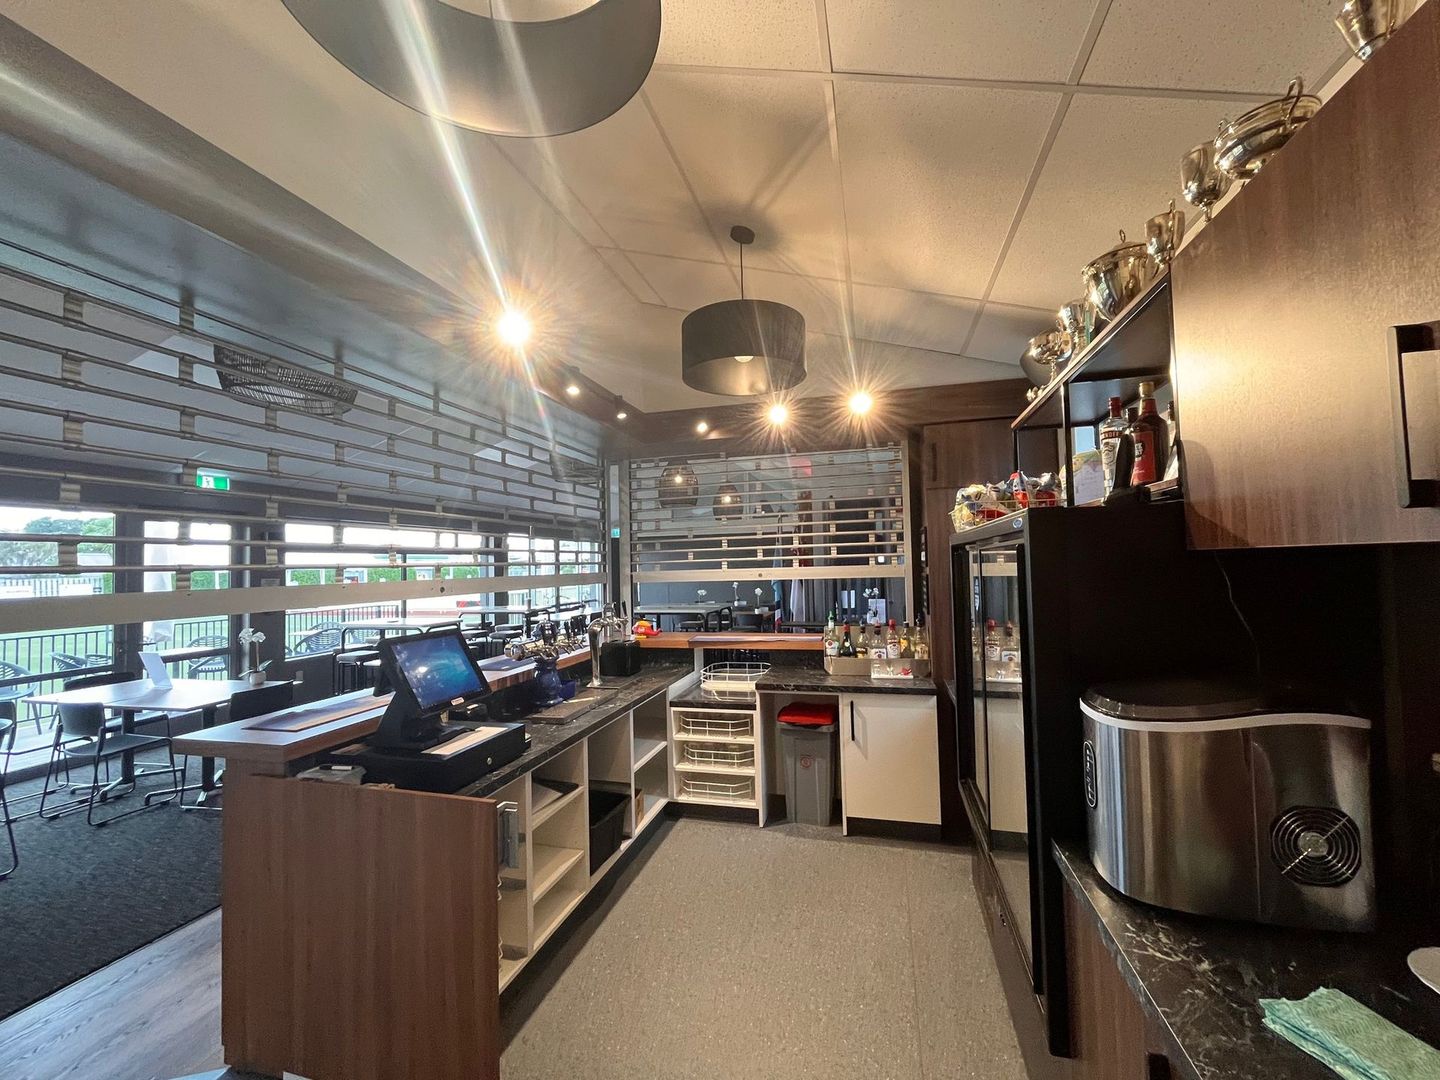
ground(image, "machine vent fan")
xmin=215 ymin=345 xmax=358 ymax=417
xmin=1270 ymin=806 xmax=1362 ymax=888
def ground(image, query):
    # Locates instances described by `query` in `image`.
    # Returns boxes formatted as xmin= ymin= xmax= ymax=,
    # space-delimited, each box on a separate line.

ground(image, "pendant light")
xmin=282 ymin=0 xmax=660 ymax=137
xmin=659 ymin=463 xmax=700 ymax=508
xmin=713 ymin=470 xmax=743 ymax=521
xmin=681 ymin=226 xmax=806 ymax=396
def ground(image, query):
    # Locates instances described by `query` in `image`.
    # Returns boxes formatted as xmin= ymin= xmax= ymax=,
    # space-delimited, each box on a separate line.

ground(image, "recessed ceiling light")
xmin=767 ymin=402 xmax=789 ymax=427
xmin=564 ymin=380 xmax=581 ymax=397
xmin=695 ymin=420 xmax=709 ymax=434
xmin=615 ymin=405 xmax=628 ymax=421
xmin=848 ymin=390 xmax=874 ymax=416
xmin=495 ymin=308 xmax=531 ymax=348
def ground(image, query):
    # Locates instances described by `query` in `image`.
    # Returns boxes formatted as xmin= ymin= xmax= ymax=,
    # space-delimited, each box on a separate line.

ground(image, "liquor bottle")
xmin=1128 ymin=381 xmax=1168 ymax=486
xmin=1000 ymin=620 xmax=1020 ymax=680
xmin=855 ymin=624 xmax=870 ymax=659
xmin=913 ymin=617 xmax=931 ymax=661
xmin=1111 ymin=406 xmax=1139 ymax=492
xmin=1163 ymin=401 xmax=1180 ymax=482
xmin=899 ymin=621 xmax=914 ymax=659
xmin=838 ymin=623 xmax=856 ymax=658
xmin=885 ymin=619 xmax=900 ymax=659
xmin=1098 ymin=396 xmax=1128 ymax=495
xmin=823 ymin=610 xmax=838 ymax=657
xmin=983 ymin=618 xmax=1001 ymax=679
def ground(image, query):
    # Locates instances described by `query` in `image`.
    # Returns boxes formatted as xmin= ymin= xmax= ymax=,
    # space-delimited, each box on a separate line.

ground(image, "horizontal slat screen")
xmin=628 ymin=447 xmax=908 ymax=581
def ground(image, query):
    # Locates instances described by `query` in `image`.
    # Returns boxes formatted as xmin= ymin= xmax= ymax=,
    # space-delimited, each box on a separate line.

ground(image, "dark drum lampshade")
xmin=713 ymin=482 xmax=742 ymax=520
xmin=681 ymin=300 xmax=807 ymax=396
xmin=659 ymin=464 xmax=700 ymax=508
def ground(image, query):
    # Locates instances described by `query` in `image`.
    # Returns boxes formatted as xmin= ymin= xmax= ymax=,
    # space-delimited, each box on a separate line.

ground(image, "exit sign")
xmin=195 ymin=470 xmax=231 ymax=492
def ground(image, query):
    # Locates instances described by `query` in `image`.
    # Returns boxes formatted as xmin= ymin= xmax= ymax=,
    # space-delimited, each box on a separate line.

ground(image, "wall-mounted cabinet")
xmin=1171 ymin=1 xmax=1440 ymax=548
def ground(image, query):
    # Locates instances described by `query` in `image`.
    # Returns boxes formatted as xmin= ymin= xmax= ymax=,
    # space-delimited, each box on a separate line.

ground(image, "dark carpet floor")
xmin=0 ymin=753 xmax=222 ymax=1020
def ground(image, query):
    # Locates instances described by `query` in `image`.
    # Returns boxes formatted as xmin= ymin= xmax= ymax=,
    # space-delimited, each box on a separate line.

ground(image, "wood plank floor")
xmin=0 ymin=910 xmax=224 ymax=1080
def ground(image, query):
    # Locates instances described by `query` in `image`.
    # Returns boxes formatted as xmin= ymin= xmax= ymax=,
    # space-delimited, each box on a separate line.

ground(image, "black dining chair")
xmin=38 ymin=672 xmax=183 ymax=826
xmin=290 ymin=627 xmax=342 ymax=656
xmin=185 ymin=635 xmax=230 ymax=678
xmin=228 ymin=681 xmax=295 ymax=724
xmin=0 ymin=661 xmax=40 ymax=735
xmin=0 ymin=711 xmax=17 ymax=879
xmin=732 ymin=611 xmax=767 ymax=632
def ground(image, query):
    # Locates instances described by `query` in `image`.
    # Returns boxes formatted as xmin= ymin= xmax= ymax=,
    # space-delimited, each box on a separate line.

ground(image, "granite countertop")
xmin=460 ymin=665 xmax=689 ymax=798
xmin=1054 ymin=840 xmax=1440 ymax=1080
xmin=756 ymin=664 xmax=937 ymax=696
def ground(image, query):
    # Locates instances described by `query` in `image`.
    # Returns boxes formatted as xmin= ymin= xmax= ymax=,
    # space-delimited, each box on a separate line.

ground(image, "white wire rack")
xmin=700 ymin=661 xmax=770 ymax=700
xmin=676 ymin=711 xmax=753 ymax=739
xmin=680 ymin=776 xmax=754 ymax=803
xmin=683 ymin=743 xmax=756 ymax=770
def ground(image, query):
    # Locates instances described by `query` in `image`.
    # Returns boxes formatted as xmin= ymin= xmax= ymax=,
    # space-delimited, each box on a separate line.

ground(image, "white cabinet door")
xmin=839 ymin=694 xmax=941 ymax=829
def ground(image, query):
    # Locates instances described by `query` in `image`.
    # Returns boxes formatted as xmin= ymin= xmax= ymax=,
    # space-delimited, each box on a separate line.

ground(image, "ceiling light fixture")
xmin=615 ymin=398 xmax=628 ymax=421
xmin=496 ymin=308 xmax=531 ymax=348
xmin=565 ymin=381 xmax=581 ymax=397
xmin=848 ymin=389 xmax=874 ymax=416
xmin=767 ymin=402 xmax=790 ymax=427
xmin=695 ymin=420 xmax=709 ymax=434
xmin=681 ymin=226 xmax=806 ymax=397
xmin=281 ymin=0 xmax=660 ymax=137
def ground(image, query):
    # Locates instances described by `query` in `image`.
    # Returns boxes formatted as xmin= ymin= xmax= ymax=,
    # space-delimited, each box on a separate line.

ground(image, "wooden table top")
xmin=25 ymin=678 xmax=254 ymax=711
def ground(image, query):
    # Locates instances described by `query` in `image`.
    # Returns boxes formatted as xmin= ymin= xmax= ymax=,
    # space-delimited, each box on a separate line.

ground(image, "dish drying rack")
xmin=679 ymin=776 xmax=754 ymax=803
xmin=700 ymin=661 xmax=769 ymax=700
xmin=683 ymin=743 xmax=756 ymax=769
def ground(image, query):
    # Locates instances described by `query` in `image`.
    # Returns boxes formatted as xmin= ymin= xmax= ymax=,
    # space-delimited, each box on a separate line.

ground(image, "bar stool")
xmin=335 ymin=649 xmax=379 ymax=693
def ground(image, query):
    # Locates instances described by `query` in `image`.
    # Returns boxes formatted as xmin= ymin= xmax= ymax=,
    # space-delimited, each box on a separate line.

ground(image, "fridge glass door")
xmin=968 ymin=546 xmax=988 ymax=819
xmin=978 ymin=543 xmax=1032 ymax=967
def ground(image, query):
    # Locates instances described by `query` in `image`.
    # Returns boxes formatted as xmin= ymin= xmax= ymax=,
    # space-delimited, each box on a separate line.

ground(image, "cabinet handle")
xmin=849 ymin=701 xmax=856 ymax=742
xmin=1388 ymin=322 xmax=1440 ymax=508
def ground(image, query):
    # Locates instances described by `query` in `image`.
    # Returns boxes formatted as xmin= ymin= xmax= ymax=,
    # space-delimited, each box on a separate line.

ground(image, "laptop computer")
xmin=138 ymin=650 xmax=173 ymax=689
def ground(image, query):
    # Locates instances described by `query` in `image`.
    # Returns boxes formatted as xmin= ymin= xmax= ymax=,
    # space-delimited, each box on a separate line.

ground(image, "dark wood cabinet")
xmin=1171 ymin=0 xmax=1440 ymax=548
xmin=1064 ymin=888 xmax=1176 ymax=1080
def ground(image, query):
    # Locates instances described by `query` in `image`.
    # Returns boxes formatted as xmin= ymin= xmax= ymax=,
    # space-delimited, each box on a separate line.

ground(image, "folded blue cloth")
xmin=1260 ymin=988 xmax=1440 ymax=1080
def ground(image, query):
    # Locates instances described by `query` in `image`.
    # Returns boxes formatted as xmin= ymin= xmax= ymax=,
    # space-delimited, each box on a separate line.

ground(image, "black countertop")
xmin=755 ymin=665 xmax=937 ymax=696
xmin=1054 ymin=840 xmax=1440 ymax=1080
xmin=459 ymin=665 xmax=688 ymax=798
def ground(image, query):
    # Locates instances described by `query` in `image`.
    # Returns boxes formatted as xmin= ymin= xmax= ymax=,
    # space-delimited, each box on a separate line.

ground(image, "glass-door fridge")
xmin=957 ymin=533 xmax=1036 ymax=974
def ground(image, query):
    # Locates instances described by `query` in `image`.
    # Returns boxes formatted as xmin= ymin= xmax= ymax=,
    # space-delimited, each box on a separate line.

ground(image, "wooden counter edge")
xmin=638 ymin=632 xmax=823 ymax=651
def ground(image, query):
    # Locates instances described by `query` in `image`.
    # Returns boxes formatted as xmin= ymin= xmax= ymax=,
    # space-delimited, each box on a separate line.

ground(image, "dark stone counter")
xmin=460 ymin=665 xmax=688 ymax=798
xmin=1054 ymin=841 xmax=1440 ymax=1080
xmin=756 ymin=665 xmax=937 ymax=696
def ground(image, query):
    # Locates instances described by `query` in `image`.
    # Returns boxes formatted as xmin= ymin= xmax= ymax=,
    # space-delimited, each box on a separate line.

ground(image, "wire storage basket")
xmin=683 ymin=742 xmax=756 ymax=770
xmin=700 ymin=661 xmax=769 ymax=700
xmin=680 ymin=776 xmax=754 ymax=803
xmin=677 ymin=711 xmax=753 ymax=739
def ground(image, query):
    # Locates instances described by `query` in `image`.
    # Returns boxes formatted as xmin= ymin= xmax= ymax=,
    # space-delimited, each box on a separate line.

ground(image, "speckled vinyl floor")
xmin=500 ymin=816 xmax=1027 ymax=1080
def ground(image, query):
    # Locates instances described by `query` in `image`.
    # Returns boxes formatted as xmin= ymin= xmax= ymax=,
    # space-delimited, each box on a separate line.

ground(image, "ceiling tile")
xmin=850 ymin=283 xmax=981 ymax=355
xmin=594 ymin=248 xmax=667 ymax=305
xmin=826 ymin=0 xmax=1097 ymax=82
xmin=967 ymin=302 xmax=1056 ymax=368
xmin=802 ymin=336 xmax=1018 ymax=398
xmin=656 ymin=0 xmax=826 ymax=71
xmin=836 ymin=80 xmax=1060 ymax=298
xmin=497 ymin=95 xmax=718 ymax=261
xmin=988 ymin=93 xmax=1234 ymax=311
xmin=1083 ymin=0 xmax=1345 ymax=93
xmin=644 ymin=70 xmax=847 ymax=280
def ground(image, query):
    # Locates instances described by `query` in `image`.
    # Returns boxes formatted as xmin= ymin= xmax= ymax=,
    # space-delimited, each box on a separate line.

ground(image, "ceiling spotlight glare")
xmin=695 ymin=420 xmax=709 ymax=434
xmin=848 ymin=390 xmax=874 ymax=416
xmin=615 ymin=407 xmax=628 ymax=421
xmin=564 ymin=381 xmax=581 ymax=397
xmin=766 ymin=402 xmax=789 ymax=427
xmin=495 ymin=308 xmax=532 ymax=348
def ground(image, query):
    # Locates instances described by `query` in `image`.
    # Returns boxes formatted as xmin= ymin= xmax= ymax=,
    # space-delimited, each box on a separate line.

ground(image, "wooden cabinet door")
xmin=922 ymin=418 xmax=1015 ymax=491
xmin=1171 ymin=2 xmax=1440 ymax=548
xmin=839 ymin=693 xmax=942 ymax=827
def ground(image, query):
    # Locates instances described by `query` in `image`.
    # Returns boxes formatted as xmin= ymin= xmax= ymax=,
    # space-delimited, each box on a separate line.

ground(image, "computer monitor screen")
xmin=385 ymin=630 xmax=488 ymax=714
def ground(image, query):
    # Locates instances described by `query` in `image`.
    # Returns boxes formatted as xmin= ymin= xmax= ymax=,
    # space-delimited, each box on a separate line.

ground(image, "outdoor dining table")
xmin=24 ymin=677 xmax=253 ymax=809
xmin=337 ymin=618 xmax=461 ymax=648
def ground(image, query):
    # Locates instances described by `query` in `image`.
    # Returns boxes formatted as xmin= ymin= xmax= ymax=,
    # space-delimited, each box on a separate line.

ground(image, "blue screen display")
xmin=388 ymin=633 xmax=488 ymax=712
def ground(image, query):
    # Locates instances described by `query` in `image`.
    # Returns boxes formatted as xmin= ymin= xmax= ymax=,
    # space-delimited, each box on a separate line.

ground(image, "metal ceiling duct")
xmin=681 ymin=227 xmax=806 ymax=396
xmin=281 ymin=0 xmax=661 ymax=138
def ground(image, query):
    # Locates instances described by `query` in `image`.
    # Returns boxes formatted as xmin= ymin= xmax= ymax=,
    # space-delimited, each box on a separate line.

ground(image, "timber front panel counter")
xmin=178 ymin=647 xmax=941 ymax=1080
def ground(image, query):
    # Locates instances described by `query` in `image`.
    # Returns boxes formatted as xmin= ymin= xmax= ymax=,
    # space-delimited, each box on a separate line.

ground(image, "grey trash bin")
xmin=778 ymin=704 xmax=838 ymax=825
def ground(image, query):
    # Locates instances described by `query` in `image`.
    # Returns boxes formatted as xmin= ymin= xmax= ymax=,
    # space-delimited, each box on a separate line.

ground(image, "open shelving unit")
xmin=496 ymin=687 xmax=676 ymax=993
xmin=668 ymin=695 xmax=769 ymax=826
xmin=1010 ymin=272 xmax=1178 ymax=507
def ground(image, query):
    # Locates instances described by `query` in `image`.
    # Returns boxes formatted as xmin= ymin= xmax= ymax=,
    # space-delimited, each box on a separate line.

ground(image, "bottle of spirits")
xmin=913 ymin=617 xmax=931 ymax=661
xmin=1112 ymin=406 xmax=1140 ymax=491
xmin=855 ymin=624 xmax=870 ymax=659
xmin=838 ymin=623 xmax=856 ymax=658
xmin=1098 ymin=396 xmax=1128 ymax=495
xmin=885 ymin=619 xmax=900 ymax=659
xmin=1163 ymin=401 xmax=1180 ymax=482
xmin=823 ymin=610 xmax=838 ymax=657
xmin=983 ymin=618 xmax=1001 ymax=679
xmin=899 ymin=622 xmax=914 ymax=659
xmin=1128 ymin=381 xmax=1168 ymax=486
xmin=1000 ymin=621 xmax=1020 ymax=679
